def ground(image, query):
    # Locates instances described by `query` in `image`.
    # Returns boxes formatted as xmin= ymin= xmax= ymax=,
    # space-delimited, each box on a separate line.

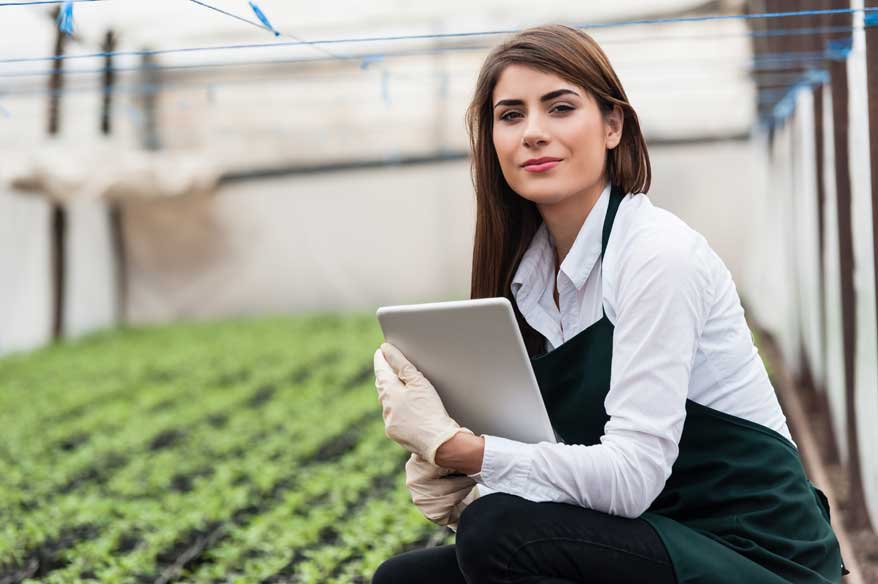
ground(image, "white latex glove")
xmin=373 ymin=342 xmax=471 ymax=465
xmin=405 ymin=452 xmax=481 ymax=532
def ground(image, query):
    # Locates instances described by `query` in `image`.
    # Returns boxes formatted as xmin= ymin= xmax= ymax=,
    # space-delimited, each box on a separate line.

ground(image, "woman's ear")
xmin=605 ymin=104 xmax=624 ymax=150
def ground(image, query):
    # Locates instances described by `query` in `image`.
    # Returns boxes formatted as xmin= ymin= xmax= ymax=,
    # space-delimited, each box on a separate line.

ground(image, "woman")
xmin=371 ymin=24 xmax=845 ymax=584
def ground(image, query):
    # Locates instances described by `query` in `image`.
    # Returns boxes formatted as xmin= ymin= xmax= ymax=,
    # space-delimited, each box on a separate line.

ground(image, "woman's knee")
xmin=456 ymin=493 xmax=535 ymax=581
xmin=370 ymin=556 xmax=400 ymax=584
xmin=371 ymin=545 xmax=464 ymax=584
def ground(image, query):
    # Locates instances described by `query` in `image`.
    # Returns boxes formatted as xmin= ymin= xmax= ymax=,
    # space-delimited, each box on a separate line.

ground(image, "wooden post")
xmin=866 ymin=3 xmax=878 ymax=397
xmin=139 ymin=51 xmax=161 ymax=151
xmin=48 ymin=7 xmax=67 ymax=342
xmin=827 ymin=0 xmax=870 ymax=530
xmin=101 ymin=30 xmax=127 ymax=326
xmin=811 ymin=2 xmax=827 ymax=398
xmin=101 ymin=31 xmax=116 ymax=135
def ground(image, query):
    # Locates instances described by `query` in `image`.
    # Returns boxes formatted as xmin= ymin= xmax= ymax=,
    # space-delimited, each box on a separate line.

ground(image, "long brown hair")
xmin=466 ymin=24 xmax=651 ymax=357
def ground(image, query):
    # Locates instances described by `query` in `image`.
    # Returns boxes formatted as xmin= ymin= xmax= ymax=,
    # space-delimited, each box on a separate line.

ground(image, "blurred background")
xmin=0 ymin=0 xmax=876 ymax=582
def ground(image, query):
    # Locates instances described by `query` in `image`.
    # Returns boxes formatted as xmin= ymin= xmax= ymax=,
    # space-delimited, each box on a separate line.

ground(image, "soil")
xmin=798 ymin=384 xmax=878 ymax=583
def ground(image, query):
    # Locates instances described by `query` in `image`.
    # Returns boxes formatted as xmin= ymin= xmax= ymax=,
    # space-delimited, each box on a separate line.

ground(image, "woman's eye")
xmin=499 ymin=105 xmax=573 ymax=122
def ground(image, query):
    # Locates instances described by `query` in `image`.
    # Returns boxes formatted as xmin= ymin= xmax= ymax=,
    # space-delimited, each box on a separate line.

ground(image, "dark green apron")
xmin=528 ymin=184 xmax=846 ymax=584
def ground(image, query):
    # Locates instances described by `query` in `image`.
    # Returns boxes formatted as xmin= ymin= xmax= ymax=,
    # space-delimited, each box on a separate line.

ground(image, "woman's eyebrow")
xmin=493 ymin=88 xmax=580 ymax=109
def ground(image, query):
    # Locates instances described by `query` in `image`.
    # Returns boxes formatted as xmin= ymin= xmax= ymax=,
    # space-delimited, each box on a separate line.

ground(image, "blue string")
xmin=187 ymin=0 xmax=358 ymax=64
xmin=0 ymin=74 xmax=816 ymax=107
xmin=0 ymin=23 xmax=866 ymax=69
xmin=0 ymin=56 xmax=840 ymax=102
xmin=0 ymin=7 xmax=874 ymax=66
xmin=0 ymin=0 xmax=102 ymax=5
xmin=570 ymin=7 xmax=869 ymax=30
xmin=0 ymin=59 xmax=814 ymax=96
xmin=0 ymin=45 xmax=837 ymax=81
xmin=188 ymin=0 xmax=274 ymax=36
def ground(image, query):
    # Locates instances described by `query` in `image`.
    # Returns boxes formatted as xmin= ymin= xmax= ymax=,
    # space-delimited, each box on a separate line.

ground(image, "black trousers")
xmin=371 ymin=493 xmax=677 ymax=584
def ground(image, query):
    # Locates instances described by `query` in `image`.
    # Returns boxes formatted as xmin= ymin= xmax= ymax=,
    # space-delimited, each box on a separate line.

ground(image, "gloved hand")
xmin=373 ymin=342 xmax=471 ymax=465
xmin=405 ymin=452 xmax=480 ymax=532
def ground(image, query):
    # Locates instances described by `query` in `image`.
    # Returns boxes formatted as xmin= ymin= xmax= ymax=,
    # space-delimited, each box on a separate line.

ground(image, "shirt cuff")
xmin=472 ymin=434 xmax=533 ymax=494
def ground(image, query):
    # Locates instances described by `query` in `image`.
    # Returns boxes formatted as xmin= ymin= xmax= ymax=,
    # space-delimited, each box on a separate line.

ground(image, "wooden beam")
xmin=827 ymin=0 xmax=869 ymax=527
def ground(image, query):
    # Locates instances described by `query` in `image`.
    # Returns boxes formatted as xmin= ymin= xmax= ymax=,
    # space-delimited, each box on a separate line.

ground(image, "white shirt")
xmin=470 ymin=182 xmax=794 ymax=518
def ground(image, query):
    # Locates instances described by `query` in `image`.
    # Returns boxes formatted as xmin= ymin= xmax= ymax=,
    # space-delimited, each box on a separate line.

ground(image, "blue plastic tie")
xmin=360 ymin=54 xmax=384 ymax=70
xmin=767 ymin=67 xmax=828 ymax=125
xmin=826 ymin=37 xmax=853 ymax=61
xmin=865 ymin=12 xmax=878 ymax=28
xmin=56 ymin=0 xmax=73 ymax=36
xmin=248 ymin=1 xmax=280 ymax=37
xmin=381 ymin=69 xmax=391 ymax=107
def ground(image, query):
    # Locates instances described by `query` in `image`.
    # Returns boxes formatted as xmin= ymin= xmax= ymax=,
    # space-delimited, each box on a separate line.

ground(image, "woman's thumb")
xmin=381 ymin=342 xmax=422 ymax=383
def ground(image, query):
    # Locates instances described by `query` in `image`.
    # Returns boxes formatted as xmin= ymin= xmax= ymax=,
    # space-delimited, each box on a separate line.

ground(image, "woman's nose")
xmin=522 ymin=116 xmax=549 ymax=147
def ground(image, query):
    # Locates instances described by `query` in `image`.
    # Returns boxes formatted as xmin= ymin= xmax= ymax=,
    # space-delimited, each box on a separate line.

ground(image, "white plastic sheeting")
xmin=0 ymin=0 xmax=756 ymax=160
xmin=8 ymin=140 xmax=221 ymax=204
xmin=0 ymin=190 xmax=52 ymax=355
xmin=819 ymin=81 xmax=849 ymax=464
xmin=777 ymin=119 xmax=803 ymax=375
xmin=748 ymin=119 xmax=802 ymax=371
xmin=0 ymin=140 xmax=221 ymax=356
xmin=0 ymin=192 xmax=119 ymax=354
xmin=63 ymin=199 xmax=118 ymax=339
xmin=760 ymin=28 xmax=877 ymax=527
xmin=847 ymin=16 xmax=878 ymax=530
xmin=0 ymin=0 xmax=760 ymax=357
xmin=791 ymin=88 xmax=824 ymax=390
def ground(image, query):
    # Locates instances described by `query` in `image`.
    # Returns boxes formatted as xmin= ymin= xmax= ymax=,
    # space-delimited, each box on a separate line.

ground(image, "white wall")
xmin=0 ymin=190 xmax=52 ymax=356
xmin=64 ymin=199 xmax=118 ymax=338
xmin=121 ymin=140 xmax=760 ymax=325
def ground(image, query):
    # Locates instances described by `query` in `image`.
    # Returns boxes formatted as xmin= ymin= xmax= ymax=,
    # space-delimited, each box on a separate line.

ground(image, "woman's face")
xmin=491 ymin=64 xmax=622 ymax=206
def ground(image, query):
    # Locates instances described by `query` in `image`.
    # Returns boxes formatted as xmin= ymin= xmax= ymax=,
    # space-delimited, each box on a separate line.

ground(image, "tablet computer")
xmin=376 ymin=297 xmax=557 ymax=444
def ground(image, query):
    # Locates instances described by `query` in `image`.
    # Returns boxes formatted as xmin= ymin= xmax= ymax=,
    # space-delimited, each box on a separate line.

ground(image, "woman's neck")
xmin=540 ymin=179 xmax=608 ymax=269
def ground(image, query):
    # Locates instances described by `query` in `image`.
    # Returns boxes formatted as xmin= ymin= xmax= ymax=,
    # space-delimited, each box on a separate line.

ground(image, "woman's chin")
xmin=517 ymin=188 xmax=569 ymax=206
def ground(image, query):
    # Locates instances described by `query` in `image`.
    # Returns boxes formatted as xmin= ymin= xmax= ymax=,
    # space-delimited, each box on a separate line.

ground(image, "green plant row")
xmin=0 ymin=321 xmax=335 ymax=480
xmin=0 ymin=324 xmax=367 ymax=529
xmin=4 ymin=375 xmax=380 ymax=579
xmin=0 ymin=312 xmax=459 ymax=583
xmin=181 ymin=419 xmax=407 ymax=583
xmin=30 ymin=402 xmax=385 ymax=584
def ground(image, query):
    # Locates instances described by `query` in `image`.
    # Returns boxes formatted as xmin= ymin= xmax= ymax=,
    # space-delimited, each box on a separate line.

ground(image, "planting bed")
xmin=0 ymin=313 xmax=452 ymax=583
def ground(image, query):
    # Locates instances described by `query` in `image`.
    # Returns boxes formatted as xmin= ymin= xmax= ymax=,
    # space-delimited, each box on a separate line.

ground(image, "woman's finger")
xmin=380 ymin=342 xmax=422 ymax=384
xmin=373 ymin=348 xmax=400 ymax=386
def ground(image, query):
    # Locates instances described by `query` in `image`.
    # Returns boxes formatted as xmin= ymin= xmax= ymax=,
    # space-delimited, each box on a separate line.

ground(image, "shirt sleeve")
xmin=473 ymin=229 xmax=711 ymax=518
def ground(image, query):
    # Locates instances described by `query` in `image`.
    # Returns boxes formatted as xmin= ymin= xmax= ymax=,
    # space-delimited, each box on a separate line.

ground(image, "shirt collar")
xmin=559 ymin=181 xmax=612 ymax=290
xmin=511 ymin=181 xmax=612 ymax=301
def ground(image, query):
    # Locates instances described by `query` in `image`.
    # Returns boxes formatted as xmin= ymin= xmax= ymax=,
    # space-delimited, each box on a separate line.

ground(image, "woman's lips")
xmin=523 ymin=160 xmax=561 ymax=173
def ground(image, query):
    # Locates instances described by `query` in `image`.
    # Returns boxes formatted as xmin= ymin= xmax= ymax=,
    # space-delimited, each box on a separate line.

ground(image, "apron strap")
xmin=599 ymin=183 xmax=624 ymax=318
xmin=600 ymin=183 xmax=624 ymax=259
